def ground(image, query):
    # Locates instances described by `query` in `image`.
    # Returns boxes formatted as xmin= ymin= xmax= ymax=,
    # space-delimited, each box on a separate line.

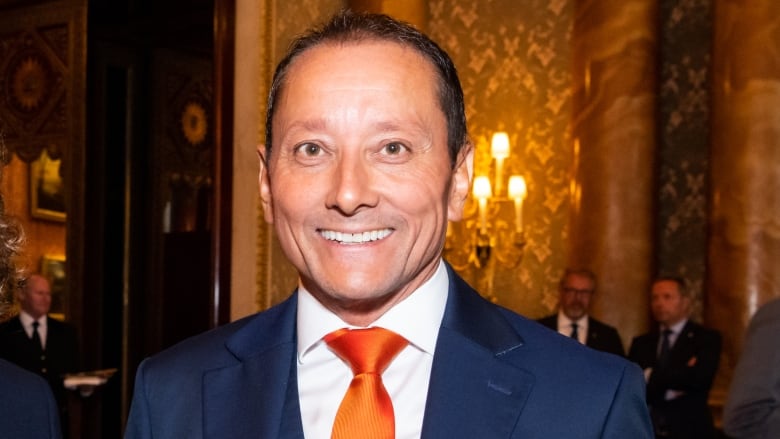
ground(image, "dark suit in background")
xmin=0 ymin=358 xmax=62 ymax=438
xmin=629 ymin=320 xmax=721 ymax=439
xmin=0 ymin=315 xmax=79 ymax=427
xmin=538 ymin=314 xmax=625 ymax=357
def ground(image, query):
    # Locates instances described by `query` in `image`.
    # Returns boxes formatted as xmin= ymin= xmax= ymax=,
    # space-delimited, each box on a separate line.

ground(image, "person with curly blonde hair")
xmin=0 ymin=140 xmax=63 ymax=438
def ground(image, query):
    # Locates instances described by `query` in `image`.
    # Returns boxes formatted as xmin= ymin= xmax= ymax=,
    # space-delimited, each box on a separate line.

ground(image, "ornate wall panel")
xmin=0 ymin=4 xmax=83 ymax=162
xmin=430 ymin=0 xmax=573 ymax=317
xmin=152 ymin=49 xmax=214 ymax=233
xmin=657 ymin=0 xmax=712 ymax=320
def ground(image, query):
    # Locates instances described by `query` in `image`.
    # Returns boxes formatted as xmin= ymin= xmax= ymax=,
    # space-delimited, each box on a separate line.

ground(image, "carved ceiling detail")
xmin=0 ymin=25 xmax=69 ymax=163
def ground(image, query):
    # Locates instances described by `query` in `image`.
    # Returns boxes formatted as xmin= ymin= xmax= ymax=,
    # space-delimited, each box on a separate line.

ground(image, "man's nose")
xmin=326 ymin=156 xmax=378 ymax=215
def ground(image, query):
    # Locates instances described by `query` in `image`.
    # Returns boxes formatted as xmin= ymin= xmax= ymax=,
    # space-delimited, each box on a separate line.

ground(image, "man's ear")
xmin=447 ymin=141 xmax=474 ymax=222
xmin=257 ymin=145 xmax=274 ymax=224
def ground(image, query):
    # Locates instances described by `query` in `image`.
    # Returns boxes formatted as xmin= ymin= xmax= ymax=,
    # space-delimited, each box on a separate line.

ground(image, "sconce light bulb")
xmin=491 ymin=132 xmax=510 ymax=160
xmin=472 ymin=176 xmax=493 ymax=199
xmin=508 ymin=175 xmax=527 ymax=200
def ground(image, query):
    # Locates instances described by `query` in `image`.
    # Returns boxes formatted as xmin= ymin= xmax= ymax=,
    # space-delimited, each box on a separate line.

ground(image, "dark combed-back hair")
xmin=653 ymin=275 xmax=689 ymax=297
xmin=264 ymin=9 xmax=468 ymax=168
xmin=559 ymin=268 xmax=597 ymax=291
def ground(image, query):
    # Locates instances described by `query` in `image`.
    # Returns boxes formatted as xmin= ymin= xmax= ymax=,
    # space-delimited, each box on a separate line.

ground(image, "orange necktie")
xmin=325 ymin=327 xmax=408 ymax=439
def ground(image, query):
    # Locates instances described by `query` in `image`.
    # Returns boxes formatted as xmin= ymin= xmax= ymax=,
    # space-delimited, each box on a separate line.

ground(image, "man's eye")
xmin=382 ymin=142 xmax=405 ymax=155
xmin=296 ymin=143 xmax=321 ymax=156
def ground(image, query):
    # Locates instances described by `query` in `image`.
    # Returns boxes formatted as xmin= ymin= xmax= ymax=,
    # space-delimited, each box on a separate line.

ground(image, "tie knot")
xmin=663 ymin=328 xmax=672 ymax=337
xmin=32 ymin=321 xmax=39 ymax=329
xmin=325 ymin=327 xmax=408 ymax=375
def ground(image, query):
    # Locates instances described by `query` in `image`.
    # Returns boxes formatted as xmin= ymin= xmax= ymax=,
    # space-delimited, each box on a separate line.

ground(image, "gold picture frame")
xmin=41 ymin=255 xmax=67 ymax=320
xmin=30 ymin=150 xmax=66 ymax=222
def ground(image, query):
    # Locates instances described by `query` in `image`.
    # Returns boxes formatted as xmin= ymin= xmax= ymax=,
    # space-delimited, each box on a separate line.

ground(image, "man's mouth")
xmin=319 ymin=228 xmax=393 ymax=244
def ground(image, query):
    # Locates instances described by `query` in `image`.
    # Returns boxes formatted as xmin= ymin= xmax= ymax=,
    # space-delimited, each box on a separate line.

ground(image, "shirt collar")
xmin=297 ymin=259 xmax=449 ymax=363
xmin=557 ymin=311 xmax=589 ymax=328
xmin=663 ymin=319 xmax=687 ymax=335
xmin=19 ymin=311 xmax=45 ymax=328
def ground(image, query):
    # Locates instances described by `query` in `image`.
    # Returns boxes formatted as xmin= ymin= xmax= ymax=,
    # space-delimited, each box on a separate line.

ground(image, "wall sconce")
xmin=445 ymin=132 xmax=528 ymax=269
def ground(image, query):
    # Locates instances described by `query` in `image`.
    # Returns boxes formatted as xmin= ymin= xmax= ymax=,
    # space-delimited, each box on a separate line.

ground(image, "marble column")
xmin=569 ymin=0 xmax=658 ymax=348
xmin=347 ymin=0 xmax=428 ymax=30
xmin=707 ymin=0 xmax=780 ymax=409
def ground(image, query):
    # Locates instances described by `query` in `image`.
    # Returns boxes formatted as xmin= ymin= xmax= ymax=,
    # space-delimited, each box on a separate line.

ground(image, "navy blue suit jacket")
xmin=0 ymin=358 xmax=62 ymax=438
xmin=126 ymin=267 xmax=652 ymax=438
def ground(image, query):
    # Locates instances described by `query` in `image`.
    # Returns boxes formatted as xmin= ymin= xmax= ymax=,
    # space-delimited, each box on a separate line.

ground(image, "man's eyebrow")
xmin=373 ymin=120 xmax=405 ymax=132
xmin=285 ymin=118 xmax=328 ymax=132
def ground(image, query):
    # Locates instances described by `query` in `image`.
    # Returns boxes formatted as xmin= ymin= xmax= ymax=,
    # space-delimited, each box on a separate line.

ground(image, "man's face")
xmin=19 ymin=275 xmax=51 ymax=319
xmin=559 ymin=274 xmax=594 ymax=320
xmin=650 ymin=280 xmax=690 ymax=327
xmin=259 ymin=41 xmax=472 ymax=326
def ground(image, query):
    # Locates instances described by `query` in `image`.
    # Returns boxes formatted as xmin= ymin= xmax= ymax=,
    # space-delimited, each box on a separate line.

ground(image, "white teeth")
xmin=320 ymin=228 xmax=392 ymax=244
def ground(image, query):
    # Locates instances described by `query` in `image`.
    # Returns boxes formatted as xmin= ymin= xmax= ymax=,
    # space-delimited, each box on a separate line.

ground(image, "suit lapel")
xmin=421 ymin=267 xmax=533 ymax=438
xmin=202 ymin=294 xmax=304 ymax=439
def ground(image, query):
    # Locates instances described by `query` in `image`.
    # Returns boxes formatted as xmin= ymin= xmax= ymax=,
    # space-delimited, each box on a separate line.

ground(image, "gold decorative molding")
xmin=0 ymin=16 xmax=70 ymax=163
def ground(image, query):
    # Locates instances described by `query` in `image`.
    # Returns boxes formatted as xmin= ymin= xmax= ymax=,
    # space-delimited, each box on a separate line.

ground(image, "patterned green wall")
xmin=657 ymin=0 xmax=712 ymax=319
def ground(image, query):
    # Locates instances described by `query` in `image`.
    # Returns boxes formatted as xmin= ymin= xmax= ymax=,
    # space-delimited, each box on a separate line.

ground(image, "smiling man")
xmin=125 ymin=10 xmax=652 ymax=439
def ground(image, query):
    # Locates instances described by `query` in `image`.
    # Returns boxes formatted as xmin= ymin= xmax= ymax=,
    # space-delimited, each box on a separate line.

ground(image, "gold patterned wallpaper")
xmin=256 ymin=0 xmax=712 ymax=322
xmin=256 ymin=0 xmax=573 ymax=318
xmin=429 ymin=0 xmax=573 ymax=317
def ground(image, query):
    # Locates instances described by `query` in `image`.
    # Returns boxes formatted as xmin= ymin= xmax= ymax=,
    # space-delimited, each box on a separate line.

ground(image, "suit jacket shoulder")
xmin=422 ymin=269 xmax=652 ymax=438
xmin=0 ymin=315 xmax=23 ymax=333
xmin=0 ymin=358 xmax=62 ymax=438
xmin=587 ymin=317 xmax=625 ymax=357
xmin=126 ymin=294 xmax=300 ymax=439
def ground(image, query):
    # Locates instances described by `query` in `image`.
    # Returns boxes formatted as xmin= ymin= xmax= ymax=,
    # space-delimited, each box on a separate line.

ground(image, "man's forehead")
xmin=652 ymin=282 xmax=679 ymax=295
xmin=565 ymin=274 xmax=592 ymax=285
xmin=286 ymin=39 xmax=435 ymax=83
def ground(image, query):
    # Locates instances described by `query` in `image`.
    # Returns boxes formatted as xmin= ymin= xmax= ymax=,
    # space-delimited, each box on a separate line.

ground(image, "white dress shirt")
xmin=297 ymin=260 xmax=449 ymax=439
xmin=556 ymin=311 xmax=588 ymax=345
xmin=19 ymin=311 xmax=47 ymax=348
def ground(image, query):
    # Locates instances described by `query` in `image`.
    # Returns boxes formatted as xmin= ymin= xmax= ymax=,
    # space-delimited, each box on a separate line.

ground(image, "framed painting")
xmin=41 ymin=254 xmax=66 ymax=320
xmin=29 ymin=150 xmax=66 ymax=222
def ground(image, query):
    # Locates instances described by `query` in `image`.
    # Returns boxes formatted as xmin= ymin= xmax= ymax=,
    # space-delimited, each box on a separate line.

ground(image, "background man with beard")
xmin=538 ymin=268 xmax=624 ymax=357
